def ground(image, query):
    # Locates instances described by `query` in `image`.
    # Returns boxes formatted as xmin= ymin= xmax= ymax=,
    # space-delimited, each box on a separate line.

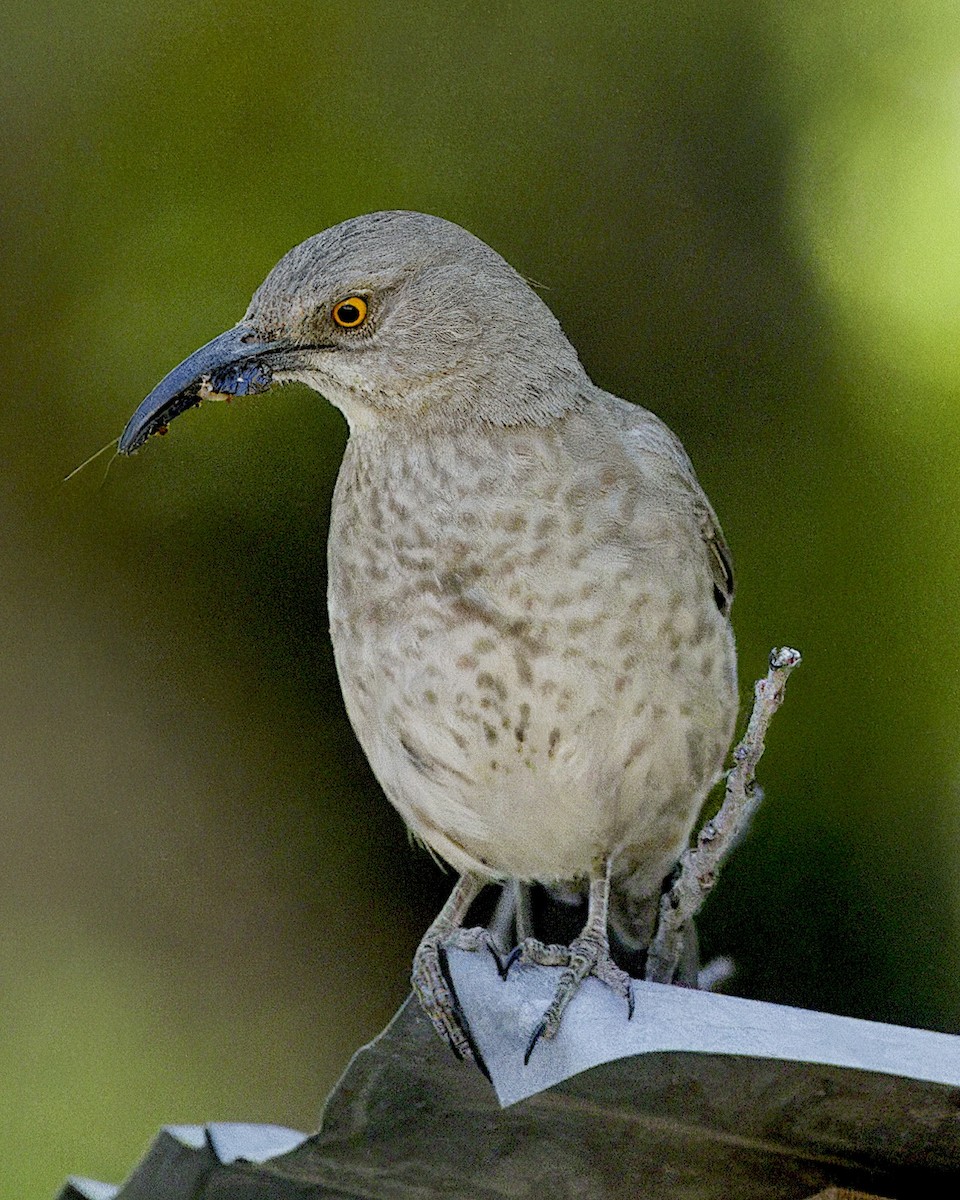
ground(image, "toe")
xmin=444 ymin=925 xmax=510 ymax=979
xmin=411 ymin=939 xmax=478 ymax=1064
xmin=521 ymin=934 xmax=635 ymax=1064
xmin=511 ymin=937 xmax=575 ymax=970
xmin=570 ymin=936 xmax=633 ymax=1002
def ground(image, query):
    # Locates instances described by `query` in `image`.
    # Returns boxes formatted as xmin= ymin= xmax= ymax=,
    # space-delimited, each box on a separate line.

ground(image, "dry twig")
xmin=645 ymin=646 xmax=802 ymax=985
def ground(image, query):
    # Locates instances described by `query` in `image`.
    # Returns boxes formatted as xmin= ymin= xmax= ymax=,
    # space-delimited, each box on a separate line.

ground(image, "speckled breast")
xmin=326 ymin=421 xmax=737 ymax=887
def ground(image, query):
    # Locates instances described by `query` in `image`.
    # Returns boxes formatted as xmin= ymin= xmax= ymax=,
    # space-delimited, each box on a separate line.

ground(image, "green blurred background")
xmin=4 ymin=0 xmax=960 ymax=1193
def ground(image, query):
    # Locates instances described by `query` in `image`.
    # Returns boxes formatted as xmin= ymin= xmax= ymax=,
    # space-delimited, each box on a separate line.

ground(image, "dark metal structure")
xmin=60 ymin=953 xmax=960 ymax=1198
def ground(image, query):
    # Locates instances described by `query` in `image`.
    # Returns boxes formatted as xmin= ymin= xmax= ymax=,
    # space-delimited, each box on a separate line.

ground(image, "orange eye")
xmin=332 ymin=296 xmax=368 ymax=328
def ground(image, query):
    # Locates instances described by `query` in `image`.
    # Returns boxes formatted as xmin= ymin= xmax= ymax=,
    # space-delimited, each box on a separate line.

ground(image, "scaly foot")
xmin=509 ymin=932 xmax=634 ymax=1064
xmin=413 ymin=924 xmax=509 ymax=1067
xmin=411 ymin=870 xmax=508 ymax=1071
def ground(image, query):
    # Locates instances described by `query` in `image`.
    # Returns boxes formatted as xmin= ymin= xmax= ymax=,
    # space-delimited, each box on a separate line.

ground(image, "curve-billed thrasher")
xmin=119 ymin=211 xmax=737 ymax=1063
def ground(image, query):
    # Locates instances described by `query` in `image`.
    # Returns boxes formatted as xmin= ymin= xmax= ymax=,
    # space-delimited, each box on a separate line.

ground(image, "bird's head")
xmin=119 ymin=211 xmax=587 ymax=454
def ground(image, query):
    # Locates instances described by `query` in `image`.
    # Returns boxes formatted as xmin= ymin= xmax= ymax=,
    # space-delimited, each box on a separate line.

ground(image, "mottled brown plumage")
xmin=120 ymin=211 xmax=738 ymax=1062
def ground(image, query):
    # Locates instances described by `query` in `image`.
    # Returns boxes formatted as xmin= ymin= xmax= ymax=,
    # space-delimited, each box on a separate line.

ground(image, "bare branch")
xmin=645 ymin=646 xmax=802 ymax=985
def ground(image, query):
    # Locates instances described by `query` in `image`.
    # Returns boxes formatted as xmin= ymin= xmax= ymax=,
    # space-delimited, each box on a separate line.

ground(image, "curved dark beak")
xmin=118 ymin=326 xmax=291 ymax=455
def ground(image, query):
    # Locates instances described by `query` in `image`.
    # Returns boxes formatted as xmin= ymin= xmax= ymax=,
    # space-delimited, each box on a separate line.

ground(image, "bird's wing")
xmin=699 ymin=501 xmax=734 ymax=616
xmin=610 ymin=395 xmax=735 ymax=617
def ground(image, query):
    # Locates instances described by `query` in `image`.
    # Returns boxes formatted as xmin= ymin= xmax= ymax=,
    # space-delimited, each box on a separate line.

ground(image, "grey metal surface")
xmin=56 ymin=1125 xmax=308 ymax=1200
xmin=203 ymin=1123 xmax=307 ymax=1164
xmin=59 ymin=1180 xmax=119 ymax=1200
xmin=446 ymin=947 xmax=960 ymax=1105
xmin=58 ymin=965 xmax=960 ymax=1199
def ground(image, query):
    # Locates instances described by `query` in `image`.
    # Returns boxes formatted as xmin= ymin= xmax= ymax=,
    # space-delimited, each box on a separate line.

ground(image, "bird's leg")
xmin=489 ymin=879 xmax=535 ymax=948
xmin=411 ymin=870 xmax=501 ymax=1063
xmin=514 ymin=881 xmax=534 ymax=944
xmin=488 ymin=879 xmax=517 ymax=951
xmin=513 ymin=856 xmax=634 ymax=1063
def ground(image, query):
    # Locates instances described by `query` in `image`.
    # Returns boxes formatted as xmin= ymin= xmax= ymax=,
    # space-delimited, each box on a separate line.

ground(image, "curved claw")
xmin=438 ymin=945 xmax=492 ymax=1081
xmin=524 ymin=1019 xmax=548 ymax=1066
xmin=487 ymin=942 xmax=510 ymax=980
xmin=411 ymin=926 xmax=498 ymax=1077
xmin=503 ymin=944 xmax=525 ymax=976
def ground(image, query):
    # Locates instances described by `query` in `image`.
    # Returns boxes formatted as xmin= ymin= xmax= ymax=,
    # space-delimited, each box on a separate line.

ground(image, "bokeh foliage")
xmin=3 ymin=1 xmax=960 ymax=1194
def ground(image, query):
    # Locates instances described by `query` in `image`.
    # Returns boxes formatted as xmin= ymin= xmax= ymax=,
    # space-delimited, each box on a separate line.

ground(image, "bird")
xmin=119 ymin=210 xmax=738 ymax=1065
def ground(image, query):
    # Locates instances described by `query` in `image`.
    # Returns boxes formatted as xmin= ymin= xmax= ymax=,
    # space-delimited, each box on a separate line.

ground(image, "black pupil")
xmin=338 ymin=303 xmax=360 ymax=324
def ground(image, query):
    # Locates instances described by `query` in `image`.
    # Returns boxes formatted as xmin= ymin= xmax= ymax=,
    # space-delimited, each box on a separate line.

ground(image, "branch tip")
xmin=769 ymin=646 xmax=801 ymax=671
